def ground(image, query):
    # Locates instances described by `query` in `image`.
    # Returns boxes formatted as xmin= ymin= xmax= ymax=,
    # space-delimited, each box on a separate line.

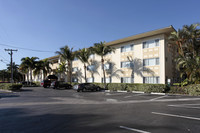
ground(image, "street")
xmin=0 ymin=87 xmax=200 ymax=133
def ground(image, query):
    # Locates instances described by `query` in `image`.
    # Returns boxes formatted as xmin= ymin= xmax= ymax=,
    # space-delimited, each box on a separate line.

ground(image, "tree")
xmin=76 ymin=48 xmax=92 ymax=83
xmin=168 ymin=23 xmax=200 ymax=84
xmin=20 ymin=57 xmax=39 ymax=83
xmin=56 ymin=61 xmax=68 ymax=81
xmin=55 ymin=45 xmax=75 ymax=84
xmin=91 ymin=41 xmax=115 ymax=89
xmin=7 ymin=62 xmax=23 ymax=82
xmin=33 ymin=59 xmax=52 ymax=80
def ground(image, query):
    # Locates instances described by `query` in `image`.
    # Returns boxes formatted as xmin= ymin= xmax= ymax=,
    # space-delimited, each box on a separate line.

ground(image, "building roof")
xmin=44 ymin=55 xmax=59 ymax=61
xmin=106 ymin=25 xmax=176 ymax=46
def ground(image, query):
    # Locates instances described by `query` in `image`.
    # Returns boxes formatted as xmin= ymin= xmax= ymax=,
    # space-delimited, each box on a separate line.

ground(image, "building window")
xmin=121 ymin=44 xmax=134 ymax=52
xmin=143 ymin=39 xmax=160 ymax=49
xmin=72 ymin=77 xmax=78 ymax=82
xmin=89 ymin=54 xmax=94 ymax=58
xmin=121 ymin=61 xmax=134 ymax=68
xmin=73 ymin=57 xmax=78 ymax=61
xmin=143 ymin=58 xmax=159 ymax=66
xmin=143 ymin=77 xmax=160 ymax=84
xmin=72 ymin=67 xmax=78 ymax=72
xmin=121 ymin=77 xmax=134 ymax=83
xmin=87 ymin=77 xmax=94 ymax=83
xmin=87 ymin=65 xmax=95 ymax=71
xmin=102 ymin=77 xmax=111 ymax=83
xmin=103 ymin=63 xmax=111 ymax=70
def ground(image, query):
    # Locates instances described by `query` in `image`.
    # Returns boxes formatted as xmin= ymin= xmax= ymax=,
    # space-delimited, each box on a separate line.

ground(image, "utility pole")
xmin=5 ymin=49 xmax=18 ymax=83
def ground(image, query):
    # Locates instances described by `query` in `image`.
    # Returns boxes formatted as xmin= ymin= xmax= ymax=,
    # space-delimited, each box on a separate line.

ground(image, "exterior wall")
xmin=69 ymin=34 xmax=174 ymax=84
xmin=28 ymin=27 xmax=177 ymax=84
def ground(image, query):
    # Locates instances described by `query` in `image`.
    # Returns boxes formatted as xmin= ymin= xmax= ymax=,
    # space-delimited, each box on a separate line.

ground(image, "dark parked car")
xmin=51 ymin=81 xmax=72 ymax=89
xmin=76 ymin=83 xmax=101 ymax=92
xmin=43 ymin=75 xmax=58 ymax=88
xmin=43 ymin=80 xmax=51 ymax=88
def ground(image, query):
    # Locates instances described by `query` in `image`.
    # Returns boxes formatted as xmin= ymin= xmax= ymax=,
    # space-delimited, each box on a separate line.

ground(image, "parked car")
xmin=51 ymin=81 xmax=72 ymax=89
xmin=43 ymin=75 xmax=58 ymax=88
xmin=76 ymin=83 xmax=101 ymax=92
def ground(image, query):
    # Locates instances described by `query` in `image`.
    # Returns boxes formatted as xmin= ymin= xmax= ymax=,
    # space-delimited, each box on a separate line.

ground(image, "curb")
xmin=150 ymin=92 xmax=166 ymax=95
xmin=117 ymin=90 xmax=127 ymax=93
xmin=0 ymin=89 xmax=12 ymax=93
xmin=132 ymin=91 xmax=145 ymax=94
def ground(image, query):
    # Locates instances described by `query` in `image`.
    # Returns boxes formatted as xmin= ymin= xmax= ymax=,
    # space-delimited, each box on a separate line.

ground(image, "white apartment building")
xmin=30 ymin=26 xmax=177 ymax=84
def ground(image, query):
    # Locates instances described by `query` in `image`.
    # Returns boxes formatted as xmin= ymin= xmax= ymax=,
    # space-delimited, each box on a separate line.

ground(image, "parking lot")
xmin=0 ymin=87 xmax=200 ymax=133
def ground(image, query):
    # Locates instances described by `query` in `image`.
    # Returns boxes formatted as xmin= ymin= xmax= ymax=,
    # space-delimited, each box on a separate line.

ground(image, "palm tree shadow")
xmin=127 ymin=56 xmax=155 ymax=77
xmin=88 ymin=59 xmax=100 ymax=82
xmin=73 ymin=68 xmax=84 ymax=83
xmin=105 ymin=60 xmax=123 ymax=80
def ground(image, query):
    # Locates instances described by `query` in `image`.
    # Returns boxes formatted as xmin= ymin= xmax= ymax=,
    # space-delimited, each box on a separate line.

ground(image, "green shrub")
xmin=168 ymin=86 xmax=187 ymax=94
xmin=127 ymin=83 xmax=167 ymax=93
xmin=168 ymin=84 xmax=200 ymax=96
xmin=184 ymin=84 xmax=200 ymax=96
xmin=0 ymin=83 xmax=22 ymax=91
xmin=91 ymin=83 xmax=166 ymax=93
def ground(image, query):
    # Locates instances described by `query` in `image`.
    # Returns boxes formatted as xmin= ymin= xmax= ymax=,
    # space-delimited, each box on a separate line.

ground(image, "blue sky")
xmin=0 ymin=0 xmax=199 ymax=70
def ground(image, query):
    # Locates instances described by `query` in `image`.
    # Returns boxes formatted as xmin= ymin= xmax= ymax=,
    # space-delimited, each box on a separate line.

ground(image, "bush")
xmin=168 ymin=84 xmax=200 ymax=96
xmin=0 ymin=83 xmax=22 ymax=91
xmin=92 ymin=83 xmax=167 ymax=93
xmin=127 ymin=83 xmax=167 ymax=93
xmin=168 ymin=86 xmax=187 ymax=94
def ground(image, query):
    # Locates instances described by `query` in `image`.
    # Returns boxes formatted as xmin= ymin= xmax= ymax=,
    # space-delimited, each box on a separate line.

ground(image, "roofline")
xmin=44 ymin=55 xmax=59 ymax=60
xmin=106 ymin=25 xmax=176 ymax=46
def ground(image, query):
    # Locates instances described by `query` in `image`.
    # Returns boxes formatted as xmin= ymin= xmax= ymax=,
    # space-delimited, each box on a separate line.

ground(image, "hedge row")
xmin=0 ymin=83 xmax=22 ymax=91
xmin=169 ymin=84 xmax=200 ymax=96
xmin=93 ymin=83 xmax=168 ymax=93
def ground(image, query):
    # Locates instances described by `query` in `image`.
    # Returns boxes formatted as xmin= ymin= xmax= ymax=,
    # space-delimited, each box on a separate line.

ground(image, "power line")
xmin=0 ymin=54 xmax=9 ymax=62
xmin=0 ymin=59 xmax=8 ymax=64
xmin=0 ymin=43 xmax=54 ymax=53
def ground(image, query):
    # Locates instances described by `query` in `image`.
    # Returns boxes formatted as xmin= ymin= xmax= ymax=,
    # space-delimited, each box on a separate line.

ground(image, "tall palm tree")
xmin=76 ymin=48 xmax=92 ymax=83
xmin=19 ymin=64 xmax=28 ymax=82
xmin=33 ymin=59 xmax=52 ymax=80
xmin=55 ymin=45 xmax=75 ymax=84
xmin=168 ymin=23 xmax=200 ymax=84
xmin=7 ymin=62 xmax=23 ymax=82
xmin=20 ymin=57 xmax=39 ymax=83
xmin=41 ymin=59 xmax=52 ymax=79
xmin=57 ymin=61 xmax=68 ymax=81
xmin=91 ymin=41 xmax=115 ymax=89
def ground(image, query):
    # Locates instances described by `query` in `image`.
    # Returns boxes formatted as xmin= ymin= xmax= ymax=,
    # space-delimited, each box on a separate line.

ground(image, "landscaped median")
xmin=93 ymin=83 xmax=168 ymax=93
xmin=0 ymin=83 xmax=22 ymax=91
xmin=92 ymin=83 xmax=200 ymax=96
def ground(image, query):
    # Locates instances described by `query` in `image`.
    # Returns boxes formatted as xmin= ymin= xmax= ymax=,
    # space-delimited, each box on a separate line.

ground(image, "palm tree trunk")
xmin=102 ymin=58 xmax=106 ymax=89
xmin=84 ymin=64 xmax=87 ymax=83
xmin=30 ymin=68 xmax=32 ymax=85
xmin=68 ymin=60 xmax=72 ymax=84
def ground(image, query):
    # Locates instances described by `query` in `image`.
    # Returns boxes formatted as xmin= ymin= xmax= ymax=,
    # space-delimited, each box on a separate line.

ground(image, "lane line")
xmin=168 ymin=105 xmax=200 ymax=109
xmin=172 ymin=103 xmax=200 ymax=106
xmin=150 ymin=95 xmax=167 ymax=101
xmin=152 ymin=112 xmax=200 ymax=121
xmin=119 ymin=126 xmax=151 ymax=133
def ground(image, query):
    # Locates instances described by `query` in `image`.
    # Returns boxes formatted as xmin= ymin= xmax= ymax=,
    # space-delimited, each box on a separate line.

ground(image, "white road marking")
xmin=150 ymin=95 xmax=167 ymax=101
xmin=124 ymin=96 xmax=132 ymax=98
xmin=171 ymin=103 xmax=200 ymax=106
xmin=106 ymin=99 xmax=118 ymax=102
xmin=168 ymin=104 xmax=200 ymax=109
xmin=152 ymin=112 xmax=200 ymax=121
xmin=119 ymin=126 xmax=151 ymax=133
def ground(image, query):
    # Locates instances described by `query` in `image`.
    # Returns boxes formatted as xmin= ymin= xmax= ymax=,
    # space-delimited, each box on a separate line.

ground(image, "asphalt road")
xmin=0 ymin=87 xmax=200 ymax=133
